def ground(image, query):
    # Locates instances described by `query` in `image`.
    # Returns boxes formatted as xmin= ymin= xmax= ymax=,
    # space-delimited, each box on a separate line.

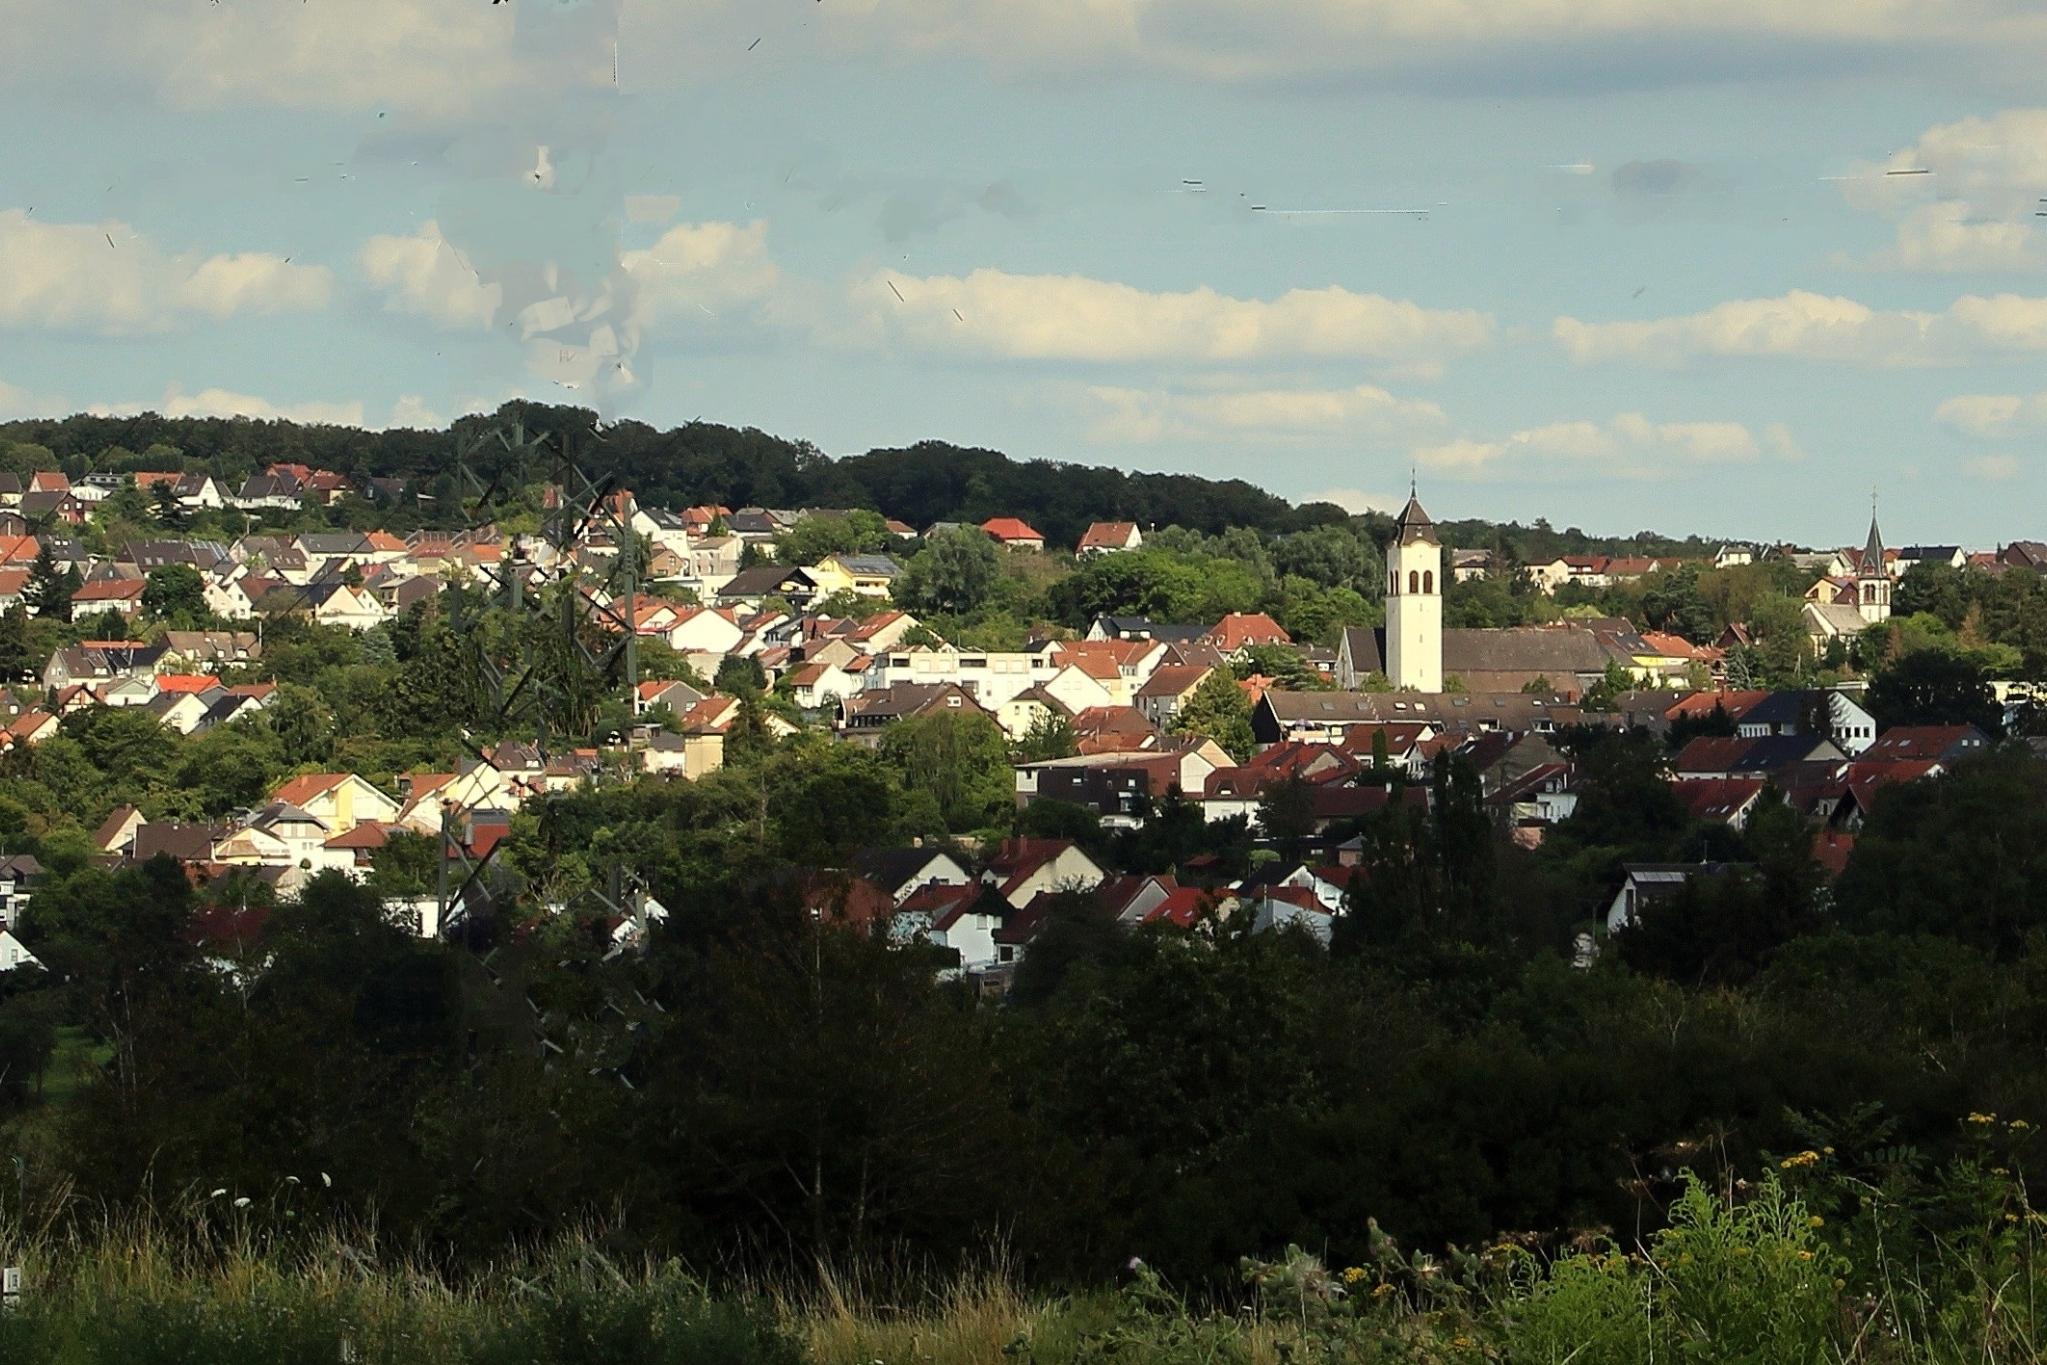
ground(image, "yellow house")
xmin=810 ymin=553 xmax=904 ymax=599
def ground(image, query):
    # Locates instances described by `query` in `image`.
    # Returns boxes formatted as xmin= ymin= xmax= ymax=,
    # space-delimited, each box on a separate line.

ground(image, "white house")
xmin=271 ymin=773 xmax=402 ymax=835
xmin=982 ymin=838 xmax=1105 ymax=908
xmin=0 ymin=928 xmax=41 ymax=973
xmin=865 ymin=644 xmax=1061 ymax=709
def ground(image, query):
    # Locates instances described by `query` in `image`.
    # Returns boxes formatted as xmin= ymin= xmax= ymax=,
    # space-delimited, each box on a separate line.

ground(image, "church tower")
xmin=1386 ymin=484 xmax=1443 ymax=692
xmin=1856 ymin=497 xmax=1891 ymax=625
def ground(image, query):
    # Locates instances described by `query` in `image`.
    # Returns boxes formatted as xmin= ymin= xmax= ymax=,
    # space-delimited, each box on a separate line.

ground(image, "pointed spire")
xmin=1393 ymin=484 xmax=1438 ymax=546
xmin=1861 ymin=490 xmax=1884 ymax=578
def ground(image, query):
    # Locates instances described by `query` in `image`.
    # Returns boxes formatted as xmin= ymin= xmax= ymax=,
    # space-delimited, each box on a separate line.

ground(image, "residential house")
xmin=637 ymin=728 xmax=727 ymax=780
xmin=981 ymin=837 xmax=1106 ymax=908
xmin=68 ymin=578 xmax=146 ymax=621
xmin=839 ymin=683 xmax=991 ymax=744
xmin=1206 ymin=612 xmax=1291 ymax=656
xmin=980 ymin=517 xmax=1046 ymax=551
xmin=1134 ymin=664 xmax=1215 ymax=728
xmin=305 ymin=580 xmax=389 ymax=631
xmin=0 ymin=928 xmax=41 ymax=973
xmin=863 ymin=642 xmax=1059 ymax=708
xmin=809 ymin=553 xmax=903 ymax=599
xmin=1606 ymin=863 xmax=1752 ymax=934
xmin=1672 ymin=734 xmax=1848 ymax=779
xmin=42 ymin=640 xmax=167 ymax=691
xmin=782 ymin=660 xmax=857 ymax=710
xmin=1861 ymin=725 xmax=1993 ymax=765
xmin=1672 ymin=777 xmax=1770 ymax=830
xmin=1734 ymin=689 xmax=1878 ymax=755
xmin=898 ymin=882 xmax=1008 ymax=972
xmin=850 ymin=847 xmax=974 ymax=906
xmin=1077 ymin=521 xmax=1143 ymax=555
xmin=0 ymin=855 xmax=42 ymax=931
xmin=271 ymin=773 xmax=402 ymax=835
xmin=1086 ymin=615 xmax=1208 ymax=645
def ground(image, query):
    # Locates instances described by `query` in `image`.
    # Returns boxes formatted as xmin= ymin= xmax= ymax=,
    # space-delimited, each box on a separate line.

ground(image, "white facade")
xmin=1385 ymin=493 xmax=1443 ymax=693
xmin=866 ymin=646 xmax=1060 ymax=709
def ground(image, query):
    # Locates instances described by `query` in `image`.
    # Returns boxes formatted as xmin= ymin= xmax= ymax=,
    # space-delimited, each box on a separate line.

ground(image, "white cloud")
xmin=0 ymin=210 xmax=331 ymax=336
xmin=625 ymin=195 xmax=684 ymax=225
xmin=1855 ymin=108 xmax=2047 ymax=208
xmin=1935 ymin=390 xmax=2047 ymax=438
xmin=83 ymin=386 xmax=452 ymax=430
xmin=1412 ymin=412 xmax=1769 ymax=476
xmin=863 ymin=269 xmax=1494 ymax=364
xmin=1847 ymin=202 xmax=2045 ymax=273
xmin=0 ymin=376 xmax=54 ymax=420
xmin=717 ymin=0 xmax=2047 ymax=86
xmin=1301 ymin=488 xmax=1404 ymax=514
xmin=1964 ymin=453 xmax=2022 ymax=481
xmin=388 ymin=395 xmax=442 ymax=429
xmin=89 ymin=385 xmax=365 ymax=427
xmin=1834 ymin=108 xmax=2047 ymax=273
xmin=358 ymin=221 xmax=504 ymax=330
xmin=0 ymin=0 xmax=610 ymax=115
xmin=1555 ymin=289 xmax=2047 ymax=367
xmin=622 ymin=220 xmax=782 ymax=322
xmin=1085 ymin=381 xmax=1446 ymax=444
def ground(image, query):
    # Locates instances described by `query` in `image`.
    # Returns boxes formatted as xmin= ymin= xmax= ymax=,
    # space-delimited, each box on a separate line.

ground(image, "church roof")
xmin=1860 ymin=513 xmax=1885 ymax=578
xmin=1393 ymin=491 xmax=1438 ymax=546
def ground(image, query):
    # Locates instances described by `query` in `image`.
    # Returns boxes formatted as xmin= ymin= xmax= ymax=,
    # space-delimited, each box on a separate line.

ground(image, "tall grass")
xmin=5 ymin=1172 xmax=2047 ymax=1362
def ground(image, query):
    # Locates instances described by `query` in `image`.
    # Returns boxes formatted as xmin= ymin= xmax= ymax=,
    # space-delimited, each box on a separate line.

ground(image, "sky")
xmin=4 ymin=2 xmax=2047 ymax=544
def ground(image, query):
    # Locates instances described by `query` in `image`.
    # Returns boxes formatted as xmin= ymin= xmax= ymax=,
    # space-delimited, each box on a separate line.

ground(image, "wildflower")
xmin=1779 ymin=1150 xmax=1820 ymax=1170
xmin=1993 ymin=1167 xmax=2011 ymax=1177
xmin=1797 ymin=1250 xmax=1814 ymax=1261
xmin=2005 ymin=1213 xmax=2020 ymax=1224
xmin=1822 ymin=1146 xmax=1835 ymax=1155
xmin=233 ymin=1197 xmax=252 ymax=1209
xmin=1833 ymin=1278 xmax=1847 ymax=1290
xmin=1371 ymin=1283 xmax=1396 ymax=1299
xmin=1341 ymin=1266 xmax=1368 ymax=1285
xmin=2012 ymin=1120 xmax=2033 ymax=1132
xmin=1968 ymin=1112 xmax=1998 ymax=1126
xmin=1808 ymin=1215 xmax=1825 ymax=1228
xmin=1451 ymin=1336 xmax=1473 ymax=1350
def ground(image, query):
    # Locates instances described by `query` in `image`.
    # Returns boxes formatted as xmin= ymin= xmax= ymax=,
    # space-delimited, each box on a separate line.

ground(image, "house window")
xmin=999 ymin=946 xmax=1014 ymax=963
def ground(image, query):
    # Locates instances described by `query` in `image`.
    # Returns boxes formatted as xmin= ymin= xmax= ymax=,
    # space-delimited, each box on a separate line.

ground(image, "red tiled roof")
xmin=154 ymin=674 xmax=221 ymax=694
xmin=980 ymin=517 xmax=1043 ymax=543
xmin=1206 ymin=612 xmax=1291 ymax=650
xmin=1077 ymin=521 xmax=1138 ymax=550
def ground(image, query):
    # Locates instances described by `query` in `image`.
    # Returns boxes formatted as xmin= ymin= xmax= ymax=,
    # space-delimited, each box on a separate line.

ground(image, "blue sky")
xmin=5 ymin=1 xmax=2047 ymax=544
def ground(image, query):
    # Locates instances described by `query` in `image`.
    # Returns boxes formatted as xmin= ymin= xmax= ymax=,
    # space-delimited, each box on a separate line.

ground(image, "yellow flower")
xmin=1969 ymin=1112 xmax=1999 ymax=1126
xmin=2012 ymin=1119 xmax=2033 ymax=1132
xmin=1371 ymin=1282 xmax=1396 ymax=1299
xmin=1451 ymin=1337 xmax=1473 ymax=1350
xmin=1822 ymin=1146 xmax=1835 ymax=1154
xmin=1779 ymin=1150 xmax=1821 ymax=1170
xmin=1797 ymin=1250 xmax=1815 ymax=1261
xmin=1808 ymin=1215 xmax=1825 ymax=1228
xmin=1993 ymin=1167 xmax=2011 ymax=1177
xmin=1341 ymin=1266 xmax=1368 ymax=1285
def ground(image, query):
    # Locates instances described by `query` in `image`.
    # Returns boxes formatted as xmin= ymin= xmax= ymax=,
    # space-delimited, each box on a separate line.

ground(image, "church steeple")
xmin=1860 ymin=495 xmax=1885 ymax=579
xmin=1856 ymin=491 xmax=1891 ymax=625
xmin=1393 ymin=480 xmax=1439 ymax=547
xmin=1386 ymin=481 xmax=1442 ymax=691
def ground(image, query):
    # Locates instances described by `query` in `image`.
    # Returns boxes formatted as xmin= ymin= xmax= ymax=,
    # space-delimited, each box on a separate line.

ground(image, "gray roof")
xmin=1341 ymin=625 xmax=1612 ymax=681
xmin=831 ymin=554 xmax=903 ymax=577
xmin=1392 ymin=493 xmax=1439 ymax=546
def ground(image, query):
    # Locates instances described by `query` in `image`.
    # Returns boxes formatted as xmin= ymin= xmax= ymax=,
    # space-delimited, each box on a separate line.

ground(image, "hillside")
xmin=0 ymin=402 xmax=1719 ymax=559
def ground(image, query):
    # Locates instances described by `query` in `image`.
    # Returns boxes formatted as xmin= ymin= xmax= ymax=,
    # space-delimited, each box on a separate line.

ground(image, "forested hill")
xmin=0 ymin=402 xmax=1716 ymax=557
